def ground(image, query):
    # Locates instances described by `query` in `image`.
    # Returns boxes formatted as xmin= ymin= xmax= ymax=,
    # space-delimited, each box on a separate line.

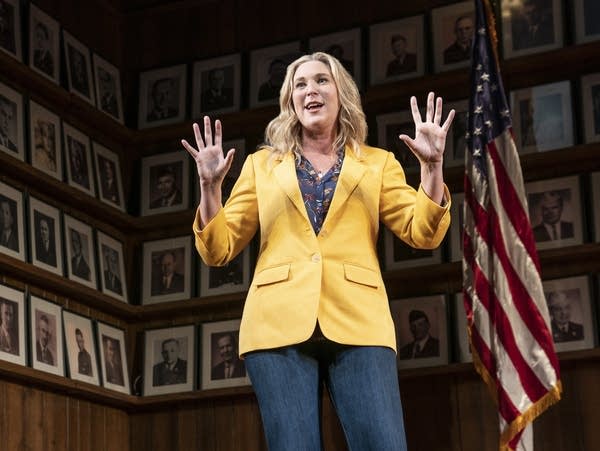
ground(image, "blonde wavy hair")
xmin=262 ymin=52 xmax=367 ymax=159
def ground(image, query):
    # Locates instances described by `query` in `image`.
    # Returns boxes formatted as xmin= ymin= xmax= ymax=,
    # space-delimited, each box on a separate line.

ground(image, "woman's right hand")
xmin=181 ymin=116 xmax=235 ymax=188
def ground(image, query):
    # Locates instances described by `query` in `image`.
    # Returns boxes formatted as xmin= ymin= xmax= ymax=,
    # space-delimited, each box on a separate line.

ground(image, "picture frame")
xmin=221 ymin=138 xmax=247 ymax=201
xmin=376 ymin=110 xmax=421 ymax=171
xmin=390 ymin=294 xmax=449 ymax=370
xmin=30 ymin=295 xmax=64 ymax=376
xmin=525 ymin=175 xmax=583 ymax=250
xmin=369 ymin=15 xmax=425 ymax=86
xmin=510 ymin=80 xmax=573 ymax=153
xmin=0 ymin=180 xmax=25 ymax=261
xmin=28 ymin=196 xmax=63 ymax=276
xmin=543 ymin=275 xmax=595 ymax=353
xmin=96 ymin=321 xmax=130 ymax=394
xmin=0 ymin=283 xmax=26 ymax=366
xmin=383 ymin=228 xmax=442 ymax=271
xmin=62 ymin=30 xmax=95 ymax=106
xmin=28 ymin=4 xmax=60 ymax=84
xmin=581 ymin=72 xmax=600 ymax=144
xmin=63 ymin=122 xmax=95 ymax=197
xmin=431 ymin=1 xmax=475 ymax=73
xmin=199 ymin=247 xmax=250 ymax=297
xmin=573 ymin=0 xmax=600 ymax=44
xmin=62 ymin=310 xmax=100 ymax=385
xmin=453 ymin=293 xmax=472 ymax=363
xmin=93 ymin=53 xmax=124 ymax=124
xmin=201 ymin=318 xmax=250 ymax=390
xmin=0 ymin=81 xmax=25 ymax=161
xmin=143 ymin=324 xmax=195 ymax=396
xmin=0 ymin=0 xmax=21 ymax=61
xmin=63 ymin=214 xmax=97 ymax=289
xmin=449 ymin=192 xmax=465 ymax=262
xmin=444 ymin=99 xmax=469 ymax=166
xmin=192 ymin=53 xmax=241 ymax=118
xmin=93 ymin=141 xmax=125 ymax=212
xmin=249 ymin=41 xmax=302 ymax=109
xmin=501 ymin=0 xmax=564 ymax=59
xmin=309 ymin=27 xmax=362 ymax=89
xmin=29 ymin=100 xmax=62 ymax=181
xmin=97 ymin=231 xmax=128 ymax=302
xmin=140 ymin=151 xmax=189 ymax=216
xmin=592 ymin=172 xmax=600 ymax=242
xmin=138 ymin=64 xmax=187 ymax=129
xmin=142 ymin=236 xmax=192 ymax=305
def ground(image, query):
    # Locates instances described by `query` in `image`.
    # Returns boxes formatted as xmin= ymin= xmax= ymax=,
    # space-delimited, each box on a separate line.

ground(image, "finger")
xmin=193 ymin=122 xmax=205 ymax=149
xmin=441 ymin=109 xmax=456 ymax=132
xmin=214 ymin=119 xmax=223 ymax=149
xmin=223 ymin=148 xmax=236 ymax=173
xmin=181 ymin=139 xmax=199 ymax=158
xmin=433 ymin=96 xmax=443 ymax=126
xmin=425 ymin=91 xmax=434 ymax=123
xmin=204 ymin=116 xmax=213 ymax=147
xmin=409 ymin=96 xmax=423 ymax=126
xmin=398 ymin=134 xmax=415 ymax=151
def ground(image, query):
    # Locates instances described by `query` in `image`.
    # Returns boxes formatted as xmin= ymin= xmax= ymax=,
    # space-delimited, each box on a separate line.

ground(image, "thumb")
xmin=398 ymin=134 xmax=415 ymax=151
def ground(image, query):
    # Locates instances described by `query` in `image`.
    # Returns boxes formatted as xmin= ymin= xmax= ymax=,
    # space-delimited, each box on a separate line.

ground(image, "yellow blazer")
xmin=193 ymin=145 xmax=451 ymax=355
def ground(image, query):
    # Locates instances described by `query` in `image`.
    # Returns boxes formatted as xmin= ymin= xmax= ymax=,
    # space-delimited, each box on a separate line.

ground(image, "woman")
xmin=182 ymin=52 xmax=454 ymax=450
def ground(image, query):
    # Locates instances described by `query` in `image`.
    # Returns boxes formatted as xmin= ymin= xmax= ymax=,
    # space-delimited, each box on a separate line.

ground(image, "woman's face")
xmin=292 ymin=60 xmax=340 ymax=135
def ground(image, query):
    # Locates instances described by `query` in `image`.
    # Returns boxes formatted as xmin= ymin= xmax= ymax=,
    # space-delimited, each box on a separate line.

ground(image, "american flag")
xmin=462 ymin=0 xmax=562 ymax=449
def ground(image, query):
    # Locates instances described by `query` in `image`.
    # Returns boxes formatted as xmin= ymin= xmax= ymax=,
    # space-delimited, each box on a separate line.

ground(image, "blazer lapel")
xmin=272 ymin=152 xmax=310 ymax=221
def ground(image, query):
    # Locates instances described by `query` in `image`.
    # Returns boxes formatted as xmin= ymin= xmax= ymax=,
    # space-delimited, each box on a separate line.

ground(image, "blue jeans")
xmin=244 ymin=340 xmax=407 ymax=451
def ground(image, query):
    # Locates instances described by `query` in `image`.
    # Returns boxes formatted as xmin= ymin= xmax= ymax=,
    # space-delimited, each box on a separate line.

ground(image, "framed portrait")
xmin=143 ymin=324 xmax=195 ymax=396
xmin=192 ymin=53 xmax=241 ymax=118
xmin=140 ymin=151 xmax=189 ymax=216
xmin=249 ymin=41 xmax=302 ymax=109
xmin=30 ymin=295 xmax=64 ymax=376
xmin=199 ymin=248 xmax=250 ymax=297
xmin=581 ymin=72 xmax=600 ymax=144
xmin=369 ymin=15 xmax=425 ymax=86
xmin=63 ymin=30 xmax=95 ymax=106
xmin=28 ymin=196 xmax=63 ymax=276
xmin=0 ymin=283 xmax=26 ymax=366
xmin=383 ymin=228 xmax=443 ymax=271
xmin=592 ymin=172 xmax=600 ymax=242
xmin=390 ymin=294 xmax=449 ymax=370
xmin=510 ymin=80 xmax=573 ymax=153
xmin=63 ymin=122 xmax=95 ymax=196
xmin=97 ymin=231 xmax=128 ymax=303
xmin=93 ymin=141 xmax=125 ymax=212
xmin=444 ymin=99 xmax=469 ymax=166
xmin=501 ymin=0 xmax=564 ymax=59
xmin=449 ymin=192 xmax=465 ymax=262
xmin=453 ymin=293 xmax=472 ymax=363
xmin=376 ymin=110 xmax=421 ymax=172
xmin=309 ymin=28 xmax=362 ymax=89
xmin=0 ymin=0 xmax=21 ymax=61
xmin=543 ymin=275 xmax=595 ymax=353
xmin=0 ymin=181 xmax=25 ymax=261
xmin=96 ymin=321 xmax=130 ymax=394
xmin=0 ymin=81 xmax=25 ymax=161
xmin=525 ymin=175 xmax=583 ymax=250
xmin=574 ymin=0 xmax=600 ymax=44
xmin=62 ymin=310 xmax=100 ymax=385
xmin=201 ymin=318 xmax=250 ymax=390
xmin=63 ymin=214 xmax=97 ymax=289
xmin=93 ymin=53 xmax=124 ymax=124
xmin=142 ymin=236 xmax=192 ymax=305
xmin=431 ymin=1 xmax=475 ymax=73
xmin=28 ymin=4 xmax=60 ymax=84
xmin=138 ymin=64 xmax=187 ymax=129
xmin=29 ymin=100 xmax=62 ymax=181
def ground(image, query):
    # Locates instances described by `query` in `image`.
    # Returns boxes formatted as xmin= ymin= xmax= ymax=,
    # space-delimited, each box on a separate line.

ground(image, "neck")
xmin=301 ymin=133 xmax=336 ymax=156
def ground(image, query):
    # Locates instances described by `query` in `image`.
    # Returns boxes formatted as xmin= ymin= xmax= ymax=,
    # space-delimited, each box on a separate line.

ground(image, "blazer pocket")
xmin=343 ymin=263 xmax=380 ymax=288
xmin=254 ymin=263 xmax=291 ymax=287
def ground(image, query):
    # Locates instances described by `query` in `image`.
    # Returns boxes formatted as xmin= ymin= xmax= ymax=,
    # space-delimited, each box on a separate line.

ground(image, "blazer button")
xmin=311 ymin=253 xmax=321 ymax=263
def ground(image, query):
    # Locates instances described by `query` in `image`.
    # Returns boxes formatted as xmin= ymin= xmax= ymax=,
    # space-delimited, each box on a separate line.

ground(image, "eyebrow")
xmin=294 ymin=72 xmax=330 ymax=81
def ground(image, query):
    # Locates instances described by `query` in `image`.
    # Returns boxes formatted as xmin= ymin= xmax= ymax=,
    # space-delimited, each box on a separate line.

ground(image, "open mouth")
xmin=305 ymin=102 xmax=323 ymax=110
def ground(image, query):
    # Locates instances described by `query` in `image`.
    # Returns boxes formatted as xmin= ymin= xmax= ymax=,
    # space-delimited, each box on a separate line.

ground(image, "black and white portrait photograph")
xmin=309 ymin=28 xmax=362 ymax=89
xmin=369 ymin=15 xmax=425 ymax=86
xmin=0 ymin=181 xmax=25 ymax=261
xmin=501 ymin=0 xmax=563 ymax=59
xmin=0 ymin=283 xmax=26 ymax=366
xmin=93 ymin=141 xmax=125 ymax=212
xmin=383 ymin=228 xmax=442 ymax=271
xmin=97 ymin=231 xmax=128 ymax=303
xmin=64 ymin=214 xmax=97 ymax=289
xmin=543 ymin=275 xmax=594 ymax=353
xmin=453 ymin=293 xmax=472 ymax=363
xmin=192 ymin=53 xmax=241 ymax=118
xmin=63 ymin=30 xmax=95 ymax=106
xmin=0 ymin=82 xmax=24 ymax=160
xmin=30 ymin=295 xmax=64 ymax=376
xmin=62 ymin=310 xmax=100 ymax=386
xmin=93 ymin=53 xmax=124 ymax=124
xmin=249 ymin=41 xmax=301 ymax=109
xmin=138 ymin=64 xmax=186 ymax=129
xmin=431 ymin=1 xmax=474 ymax=73
xmin=449 ymin=192 xmax=465 ymax=262
xmin=444 ymin=99 xmax=468 ymax=166
xmin=376 ymin=110 xmax=421 ymax=172
xmin=28 ymin=4 xmax=60 ymax=84
xmin=581 ymin=72 xmax=600 ymax=144
xmin=140 ymin=151 xmax=189 ymax=216
xmin=96 ymin=321 xmax=130 ymax=394
xmin=29 ymin=100 xmax=62 ymax=180
xmin=390 ymin=295 xmax=448 ymax=370
xmin=201 ymin=319 xmax=250 ymax=390
xmin=592 ymin=172 xmax=600 ymax=242
xmin=526 ymin=176 xmax=583 ymax=250
xmin=143 ymin=324 xmax=195 ymax=396
xmin=0 ymin=0 xmax=21 ymax=61
xmin=574 ymin=0 xmax=600 ymax=44
xmin=63 ymin=122 xmax=95 ymax=196
xmin=28 ymin=196 xmax=63 ymax=276
xmin=199 ymin=247 xmax=250 ymax=297
xmin=142 ymin=236 xmax=192 ymax=305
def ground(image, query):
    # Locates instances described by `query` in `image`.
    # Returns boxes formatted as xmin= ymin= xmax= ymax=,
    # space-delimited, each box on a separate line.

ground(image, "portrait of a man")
xmin=102 ymin=245 xmax=123 ymax=295
xmin=211 ymin=331 xmax=246 ymax=380
xmin=510 ymin=0 xmax=555 ymax=51
xmin=34 ymin=210 xmax=57 ymax=267
xmin=443 ymin=14 xmax=474 ymax=65
xmin=0 ymin=196 xmax=18 ymax=252
xmin=153 ymin=338 xmax=188 ymax=386
xmin=151 ymin=249 xmax=185 ymax=296
xmin=67 ymin=44 xmax=90 ymax=97
xmin=149 ymin=164 xmax=182 ymax=210
xmin=102 ymin=335 xmax=124 ymax=385
xmin=386 ymin=34 xmax=417 ymax=77
xmin=258 ymin=57 xmax=287 ymax=102
xmin=75 ymin=327 xmax=93 ymax=376
xmin=546 ymin=290 xmax=584 ymax=343
xmin=35 ymin=312 xmax=55 ymax=365
xmin=0 ymin=95 xmax=17 ymax=153
xmin=325 ymin=43 xmax=354 ymax=75
xmin=98 ymin=155 xmax=120 ymax=206
xmin=146 ymin=77 xmax=178 ymax=122
xmin=70 ymin=228 xmax=91 ymax=281
xmin=67 ymin=136 xmax=90 ymax=190
xmin=97 ymin=67 xmax=119 ymax=118
xmin=201 ymin=67 xmax=234 ymax=113
xmin=531 ymin=190 xmax=574 ymax=242
xmin=398 ymin=309 xmax=440 ymax=360
xmin=0 ymin=297 xmax=18 ymax=355
xmin=32 ymin=119 xmax=57 ymax=174
xmin=32 ymin=21 xmax=54 ymax=77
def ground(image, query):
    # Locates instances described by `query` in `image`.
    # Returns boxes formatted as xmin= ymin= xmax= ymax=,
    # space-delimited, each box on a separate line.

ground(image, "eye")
xmin=318 ymin=77 xmax=328 ymax=84
xmin=294 ymin=81 xmax=306 ymax=89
